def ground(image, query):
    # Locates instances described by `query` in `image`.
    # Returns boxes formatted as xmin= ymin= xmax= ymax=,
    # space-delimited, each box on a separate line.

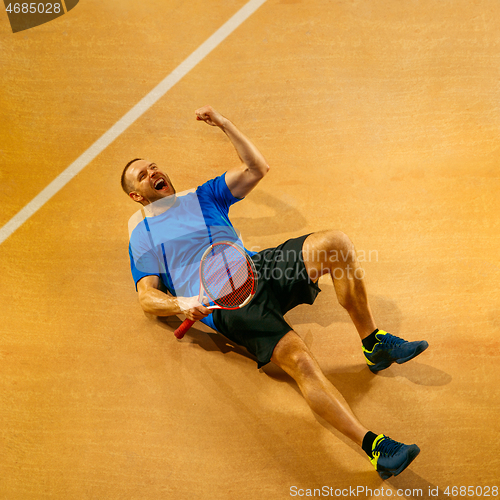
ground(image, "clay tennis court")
xmin=1 ymin=0 xmax=499 ymax=498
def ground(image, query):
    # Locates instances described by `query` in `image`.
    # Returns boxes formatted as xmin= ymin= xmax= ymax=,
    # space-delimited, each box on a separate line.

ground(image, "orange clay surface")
xmin=0 ymin=1 xmax=499 ymax=498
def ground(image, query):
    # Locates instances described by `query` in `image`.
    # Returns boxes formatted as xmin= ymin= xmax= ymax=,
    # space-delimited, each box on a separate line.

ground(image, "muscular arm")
xmin=137 ymin=275 xmax=211 ymax=321
xmin=195 ymin=105 xmax=269 ymax=198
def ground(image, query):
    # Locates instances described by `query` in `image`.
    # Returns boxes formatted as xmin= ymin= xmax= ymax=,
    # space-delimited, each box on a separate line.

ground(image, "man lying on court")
xmin=122 ymin=105 xmax=428 ymax=480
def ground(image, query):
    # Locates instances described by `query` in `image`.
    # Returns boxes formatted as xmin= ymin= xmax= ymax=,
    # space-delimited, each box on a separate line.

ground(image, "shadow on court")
xmin=286 ymin=282 xmax=403 ymax=331
xmin=231 ymin=189 xmax=309 ymax=238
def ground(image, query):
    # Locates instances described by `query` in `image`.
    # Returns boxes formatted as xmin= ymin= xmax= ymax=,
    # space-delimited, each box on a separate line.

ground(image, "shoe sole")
xmin=395 ymin=341 xmax=429 ymax=365
xmin=378 ymin=445 xmax=421 ymax=480
xmin=368 ymin=342 xmax=429 ymax=373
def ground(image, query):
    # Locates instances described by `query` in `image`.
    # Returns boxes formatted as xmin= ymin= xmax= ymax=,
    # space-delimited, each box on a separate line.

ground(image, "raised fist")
xmin=195 ymin=105 xmax=227 ymax=127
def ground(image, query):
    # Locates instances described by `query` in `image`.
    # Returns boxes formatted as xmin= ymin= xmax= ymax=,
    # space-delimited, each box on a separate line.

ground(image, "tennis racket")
xmin=174 ymin=241 xmax=258 ymax=339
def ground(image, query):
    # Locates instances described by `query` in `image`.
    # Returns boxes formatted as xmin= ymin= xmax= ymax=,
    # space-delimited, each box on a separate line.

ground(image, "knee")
xmin=272 ymin=332 xmax=324 ymax=382
xmin=287 ymin=348 xmax=322 ymax=382
xmin=323 ymin=230 xmax=354 ymax=254
xmin=327 ymin=230 xmax=354 ymax=251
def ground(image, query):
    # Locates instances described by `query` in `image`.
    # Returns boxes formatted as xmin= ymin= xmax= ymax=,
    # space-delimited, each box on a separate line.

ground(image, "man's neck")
xmin=142 ymin=194 xmax=177 ymax=217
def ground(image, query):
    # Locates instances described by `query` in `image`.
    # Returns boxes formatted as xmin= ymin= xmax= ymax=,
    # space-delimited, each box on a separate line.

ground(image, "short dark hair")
xmin=121 ymin=158 xmax=143 ymax=195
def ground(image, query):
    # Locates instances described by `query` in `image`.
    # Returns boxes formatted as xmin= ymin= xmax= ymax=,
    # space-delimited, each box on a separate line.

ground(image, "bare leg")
xmin=271 ymin=331 xmax=369 ymax=446
xmin=302 ymin=230 xmax=376 ymax=340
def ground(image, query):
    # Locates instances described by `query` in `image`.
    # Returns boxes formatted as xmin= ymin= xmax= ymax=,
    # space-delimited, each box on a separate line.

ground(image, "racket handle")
xmin=174 ymin=319 xmax=196 ymax=339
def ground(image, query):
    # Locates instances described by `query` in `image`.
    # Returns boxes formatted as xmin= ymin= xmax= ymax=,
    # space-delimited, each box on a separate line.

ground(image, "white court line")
xmin=0 ymin=0 xmax=268 ymax=246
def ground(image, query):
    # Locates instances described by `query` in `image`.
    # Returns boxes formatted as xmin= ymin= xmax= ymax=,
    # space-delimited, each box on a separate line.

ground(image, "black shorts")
xmin=212 ymin=234 xmax=321 ymax=368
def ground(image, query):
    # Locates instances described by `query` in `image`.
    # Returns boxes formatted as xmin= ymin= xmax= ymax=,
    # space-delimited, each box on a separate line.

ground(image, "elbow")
xmin=244 ymin=161 xmax=269 ymax=181
xmin=257 ymin=162 xmax=270 ymax=178
xmin=138 ymin=291 xmax=153 ymax=315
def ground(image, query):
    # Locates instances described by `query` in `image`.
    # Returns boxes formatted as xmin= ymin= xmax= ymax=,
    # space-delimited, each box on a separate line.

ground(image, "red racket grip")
xmin=174 ymin=319 xmax=196 ymax=339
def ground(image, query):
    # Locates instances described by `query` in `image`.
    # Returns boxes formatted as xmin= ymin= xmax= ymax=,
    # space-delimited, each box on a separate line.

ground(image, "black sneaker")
xmin=363 ymin=330 xmax=429 ymax=372
xmin=370 ymin=434 xmax=420 ymax=479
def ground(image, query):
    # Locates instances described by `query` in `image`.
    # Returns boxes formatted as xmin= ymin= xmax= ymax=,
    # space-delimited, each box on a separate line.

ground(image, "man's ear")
xmin=129 ymin=191 xmax=143 ymax=203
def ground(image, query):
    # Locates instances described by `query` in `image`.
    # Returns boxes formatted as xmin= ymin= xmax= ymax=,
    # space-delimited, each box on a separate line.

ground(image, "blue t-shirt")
xmin=128 ymin=174 xmax=245 ymax=331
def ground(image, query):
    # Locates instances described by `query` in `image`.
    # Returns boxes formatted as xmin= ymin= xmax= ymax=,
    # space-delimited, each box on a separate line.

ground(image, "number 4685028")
xmin=444 ymin=486 xmax=499 ymax=497
xmin=6 ymin=3 xmax=62 ymax=14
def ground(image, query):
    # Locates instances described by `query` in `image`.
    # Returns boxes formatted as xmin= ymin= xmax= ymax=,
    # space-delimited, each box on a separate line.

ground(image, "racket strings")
xmin=202 ymin=244 xmax=255 ymax=308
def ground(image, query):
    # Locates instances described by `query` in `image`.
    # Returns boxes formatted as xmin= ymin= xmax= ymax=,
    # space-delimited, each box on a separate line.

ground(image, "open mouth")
xmin=154 ymin=178 xmax=167 ymax=190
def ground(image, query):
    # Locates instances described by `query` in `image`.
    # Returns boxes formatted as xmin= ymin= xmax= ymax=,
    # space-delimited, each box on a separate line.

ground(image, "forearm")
xmin=138 ymin=287 xmax=187 ymax=317
xmin=138 ymin=285 xmax=211 ymax=322
xmin=195 ymin=105 xmax=269 ymax=197
xmin=220 ymin=118 xmax=268 ymax=177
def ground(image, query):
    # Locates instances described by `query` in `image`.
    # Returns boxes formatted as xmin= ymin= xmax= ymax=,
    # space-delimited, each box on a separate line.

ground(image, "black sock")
xmin=362 ymin=431 xmax=378 ymax=457
xmin=362 ymin=329 xmax=379 ymax=351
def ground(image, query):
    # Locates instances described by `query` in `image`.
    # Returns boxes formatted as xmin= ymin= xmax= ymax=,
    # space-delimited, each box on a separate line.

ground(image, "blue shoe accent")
xmin=370 ymin=434 xmax=420 ymax=480
xmin=363 ymin=330 xmax=429 ymax=373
